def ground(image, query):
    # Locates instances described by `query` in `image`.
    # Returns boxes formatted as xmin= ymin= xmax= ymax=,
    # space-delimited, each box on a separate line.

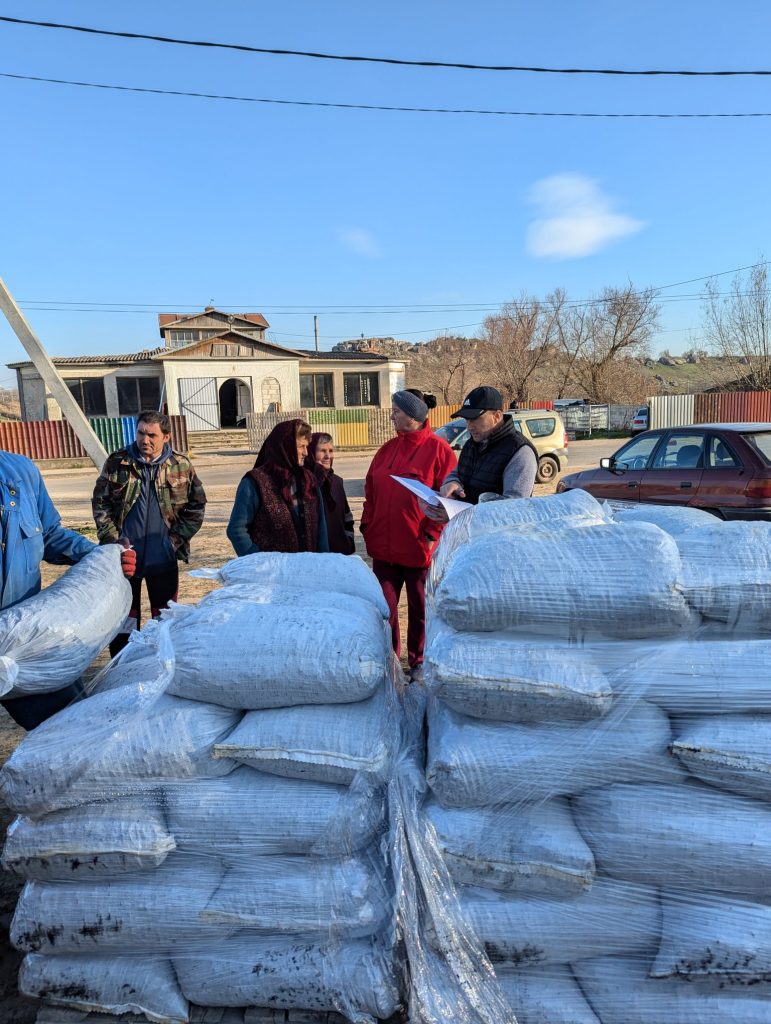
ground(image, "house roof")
xmin=296 ymin=349 xmax=392 ymax=362
xmin=158 ymin=308 xmax=270 ymax=331
xmin=7 ymin=349 xmax=165 ymax=369
xmin=154 ymin=330 xmax=303 ymax=359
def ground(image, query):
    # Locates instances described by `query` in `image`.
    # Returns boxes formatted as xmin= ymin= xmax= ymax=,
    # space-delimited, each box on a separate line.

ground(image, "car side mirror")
xmin=600 ymin=457 xmax=613 ymax=470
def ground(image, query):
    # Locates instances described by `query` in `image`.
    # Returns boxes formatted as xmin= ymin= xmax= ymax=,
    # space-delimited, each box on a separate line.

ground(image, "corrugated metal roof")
xmin=296 ymin=349 xmax=390 ymax=362
xmin=7 ymin=349 xmax=165 ymax=369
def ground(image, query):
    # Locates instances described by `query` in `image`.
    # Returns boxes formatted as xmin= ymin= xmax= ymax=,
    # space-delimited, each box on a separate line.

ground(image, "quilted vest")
xmin=457 ymin=418 xmax=537 ymax=504
xmin=245 ymin=468 xmax=318 ymax=553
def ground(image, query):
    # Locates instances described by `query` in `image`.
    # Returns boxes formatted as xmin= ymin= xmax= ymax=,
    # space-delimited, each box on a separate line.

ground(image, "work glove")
xmin=119 ymin=541 xmax=137 ymax=579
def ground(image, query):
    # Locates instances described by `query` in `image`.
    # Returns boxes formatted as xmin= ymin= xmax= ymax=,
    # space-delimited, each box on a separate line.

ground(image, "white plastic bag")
xmin=0 ymin=546 xmax=131 ymax=697
xmin=0 ymin=684 xmax=239 ymax=817
xmin=2 ymin=799 xmax=175 ymax=880
xmin=20 ymin=953 xmax=188 ymax=1024
xmin=424 ymin=797 xmax=594 ymax=896
xmin=672 ymin=715 xmax=771 ymax=801
xmin=164 ymin=766 xmax=384 ymax=857
xmin=11 ymin=855 xmax=227 ymax=953
xmin=192 ymin=550 xmax=390 ymax=617
xmin=214 ymin=688 xmax=391 ymax=784
xmin=454 ymin=879 xmax=660 ymax=967
xmin=202 ymin=854 xmax=389 ymax=938
xmin=426 ymin=699 xmax=680 ymax=807
xmin=653 ymin=893 xmax=771 ymax=982
xmin=174 ymin=936 xmax=400 ymax=1020
xmin=163 ymin=591 xmax=388 ymax=708
xmin=577 ymin=955 xmax=771 ymax=1024
xmin=497 ymin=965 xmax=600 ymax=1024
xmin=574 ymin=782 xmax=771 ymax=895
xmin=678 ymin=521 xmax=771 ymax=629
xmin=610 ymin=502 xmax=718 ymax=536
xmin=434 ymin=522 xmax=696 ymax=639
xmin=425 ymin=627 xmax=612 ymax=723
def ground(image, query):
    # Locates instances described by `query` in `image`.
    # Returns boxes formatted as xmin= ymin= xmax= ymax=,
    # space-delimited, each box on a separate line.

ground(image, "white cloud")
xmin=526 ymin=173 xmax=645 ymax=259
xmin=338 ymin=227 xmax=383 ymax=259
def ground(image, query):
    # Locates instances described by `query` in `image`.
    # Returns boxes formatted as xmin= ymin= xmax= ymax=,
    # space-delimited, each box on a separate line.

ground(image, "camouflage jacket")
xmin=92 ymin=447 xmax=206 ymax=563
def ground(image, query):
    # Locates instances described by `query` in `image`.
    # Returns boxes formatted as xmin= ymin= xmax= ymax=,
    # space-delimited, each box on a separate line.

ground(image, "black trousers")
xmin=109 ymin=566 xmax=179 ymax=657
xmin=1 ymin=679 xmax=85 ymax=731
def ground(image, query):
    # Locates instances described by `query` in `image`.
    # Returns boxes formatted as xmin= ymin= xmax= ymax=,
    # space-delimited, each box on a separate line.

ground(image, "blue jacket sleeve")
xmin=316 ymin=486 xmax=330 ymax=553
xmin=37 ymin=468 xmax=95 ymax=565
xmin=227 ymin=477 xmax=260 ymax=556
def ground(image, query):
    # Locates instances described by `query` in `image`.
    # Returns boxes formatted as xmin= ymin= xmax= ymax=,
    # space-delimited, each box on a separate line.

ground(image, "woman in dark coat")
xmin=307 ymin=432 xmax=356 ymax=555
xmin=227 ymin=418 xmax=329 ymax=555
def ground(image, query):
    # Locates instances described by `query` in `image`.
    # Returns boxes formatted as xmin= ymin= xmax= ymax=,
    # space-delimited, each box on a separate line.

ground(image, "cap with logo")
xmin=451 ymin=385 xmax=504 ymax=419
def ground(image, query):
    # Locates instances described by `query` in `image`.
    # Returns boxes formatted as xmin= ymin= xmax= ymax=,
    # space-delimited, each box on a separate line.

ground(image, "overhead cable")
xmin=3 ymin=72 xmax=771 ymax=118
xmin=1 ymin=16 xmax=770 ymax=76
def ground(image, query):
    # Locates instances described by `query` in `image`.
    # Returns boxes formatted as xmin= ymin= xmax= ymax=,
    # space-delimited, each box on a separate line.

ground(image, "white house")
xmin=9 ymin=307 xmax=408 ymax=431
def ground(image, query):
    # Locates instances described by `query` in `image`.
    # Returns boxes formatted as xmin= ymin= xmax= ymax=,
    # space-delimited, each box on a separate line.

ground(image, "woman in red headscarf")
xmin=227 ymin=418 xmax=329 ymax=554
xmin=307 ymin=432 xmax=356 ymax=555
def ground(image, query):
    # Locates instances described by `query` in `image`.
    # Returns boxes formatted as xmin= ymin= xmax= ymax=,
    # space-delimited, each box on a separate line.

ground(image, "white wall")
xmin=162 ymin=358 xmax=300 ymax=416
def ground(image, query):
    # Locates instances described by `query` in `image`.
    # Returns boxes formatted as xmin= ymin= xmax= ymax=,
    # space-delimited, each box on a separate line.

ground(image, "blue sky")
xmin=2 ymin=0 xmax=771 ymax=382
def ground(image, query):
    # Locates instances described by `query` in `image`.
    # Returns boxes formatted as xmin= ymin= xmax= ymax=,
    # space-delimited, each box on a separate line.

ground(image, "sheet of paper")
xmin=390 ymin=476 xmax=470 ymax=520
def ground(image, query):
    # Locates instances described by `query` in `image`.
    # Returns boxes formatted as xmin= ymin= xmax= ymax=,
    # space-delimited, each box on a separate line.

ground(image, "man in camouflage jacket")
xmin=92 ymin=410 xmax=206 ymax=654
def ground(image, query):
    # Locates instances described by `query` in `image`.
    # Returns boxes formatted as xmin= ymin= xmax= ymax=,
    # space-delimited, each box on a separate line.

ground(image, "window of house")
xmin=168 ymin=330 xmax=197 ymax=347
xmin=66 ymin=378 xmax=107 ymax=417
xmin=343 ymin=372 xmax=379 ymax=407
xmin=300 ymin=373 xmax=334 ymax=408
xmin=117 ymin=377 xmax=161 ymax=416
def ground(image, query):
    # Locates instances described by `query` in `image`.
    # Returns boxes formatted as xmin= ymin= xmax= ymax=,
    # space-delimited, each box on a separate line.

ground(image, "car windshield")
xmin=742 ymin=432 xmax=771 ymax=465
xmin=435 ymin=421 xmax=466 ymax=443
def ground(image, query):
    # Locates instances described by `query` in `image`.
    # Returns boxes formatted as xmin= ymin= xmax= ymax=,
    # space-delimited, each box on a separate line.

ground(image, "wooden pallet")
xmin=36 ymin=1006 xmax=350 ymax=1024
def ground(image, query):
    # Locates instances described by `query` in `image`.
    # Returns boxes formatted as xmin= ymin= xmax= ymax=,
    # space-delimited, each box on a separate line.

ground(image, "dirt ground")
xmin=0 ymin=466 xmax=556 ymax=1022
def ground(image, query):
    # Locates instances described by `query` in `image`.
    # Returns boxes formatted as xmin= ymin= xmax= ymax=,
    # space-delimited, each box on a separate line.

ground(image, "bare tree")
xmin=702 ymin=263 xmax=771 ymax=389
xmin=407 ymin=335 xmax=486 ymax=405
xmin=479 ymin=292 xmax=564 ymax=405
xmin=559 ymin=285 xmax=659 ymax=402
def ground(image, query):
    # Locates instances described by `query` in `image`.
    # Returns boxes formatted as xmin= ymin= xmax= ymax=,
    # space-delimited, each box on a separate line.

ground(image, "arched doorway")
xmin=218 ymin=378 xmax=251 ymax=428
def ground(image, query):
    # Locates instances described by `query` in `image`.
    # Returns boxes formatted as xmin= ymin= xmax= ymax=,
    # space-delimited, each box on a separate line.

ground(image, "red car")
xmin=556 ymin=423 xmax=771 ymax=520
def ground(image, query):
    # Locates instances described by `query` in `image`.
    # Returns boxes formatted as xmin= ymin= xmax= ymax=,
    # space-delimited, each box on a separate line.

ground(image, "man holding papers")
xmin=429 ymin=386 xmax=538 ymax=518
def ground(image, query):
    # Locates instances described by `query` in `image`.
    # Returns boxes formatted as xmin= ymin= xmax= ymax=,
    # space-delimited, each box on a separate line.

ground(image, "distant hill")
xmin=638 ymin=357 xmax=737 ymax=396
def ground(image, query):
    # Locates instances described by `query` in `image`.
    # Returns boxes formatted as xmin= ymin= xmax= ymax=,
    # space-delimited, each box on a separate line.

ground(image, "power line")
xmin=2 ymin=16 xmax=771 ymax=77
xmin=4 ymin=72 xmax=771 ymax=119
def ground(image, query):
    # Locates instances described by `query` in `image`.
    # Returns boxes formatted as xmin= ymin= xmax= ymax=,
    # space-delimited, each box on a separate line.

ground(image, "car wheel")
xmin=536 ymin=455 xmax=560 ymax=484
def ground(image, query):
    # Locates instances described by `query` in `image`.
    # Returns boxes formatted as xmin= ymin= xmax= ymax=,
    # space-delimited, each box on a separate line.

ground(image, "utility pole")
xmin=0 ymin=277 xmax=108 ymax=468
xmin=313 ymin=314 xmax=319 ymax=353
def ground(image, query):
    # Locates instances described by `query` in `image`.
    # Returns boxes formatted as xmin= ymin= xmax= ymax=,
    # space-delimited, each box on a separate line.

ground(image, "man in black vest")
xmin=435 ymin=387 xmax=538 ymax=519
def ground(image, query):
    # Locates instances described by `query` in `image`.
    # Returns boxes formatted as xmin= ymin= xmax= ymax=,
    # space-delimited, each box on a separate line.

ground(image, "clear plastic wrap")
xmin=0 ymin=545 xmax=131 ymax=697
xmin=414 ymin=498 xmax=771 ymax=1022
xmin=2 ymin=553 xmax=403 ymax=1024
xmin=433 ymin=521 xmax=697 ymax=638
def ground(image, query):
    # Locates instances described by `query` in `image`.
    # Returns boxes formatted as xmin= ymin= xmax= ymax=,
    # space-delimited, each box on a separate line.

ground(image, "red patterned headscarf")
xmin=254 ymin=419 xmax=316 ymax=504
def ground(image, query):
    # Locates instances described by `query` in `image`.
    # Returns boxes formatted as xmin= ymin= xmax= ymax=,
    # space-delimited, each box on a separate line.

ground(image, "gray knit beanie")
xmin=392 ymin=390 xmax=429 ymax=423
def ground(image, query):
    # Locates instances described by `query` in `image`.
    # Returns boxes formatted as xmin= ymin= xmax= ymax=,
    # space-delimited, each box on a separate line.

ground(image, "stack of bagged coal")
xmin=1 ymin=552 xmax=402 ymax=1024
xmin=418 ymin=491 xmax=771 ymax=1023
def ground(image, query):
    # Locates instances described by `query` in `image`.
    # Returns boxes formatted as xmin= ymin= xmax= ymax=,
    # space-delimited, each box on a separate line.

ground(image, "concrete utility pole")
xmin=313 ymin=314 xmax=319 ymax=353
xmin=0 ymin=277 xmax=108 ymax=468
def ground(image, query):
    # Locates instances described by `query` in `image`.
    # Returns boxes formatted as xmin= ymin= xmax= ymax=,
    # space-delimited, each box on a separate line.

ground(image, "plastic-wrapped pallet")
xmin=409 ymin=492 xmax=771 ymax=1023
xmin=1 ymin=552 xmax=402 ymax=1024
xmin=0 ymin=545 xmax=131 ymax=698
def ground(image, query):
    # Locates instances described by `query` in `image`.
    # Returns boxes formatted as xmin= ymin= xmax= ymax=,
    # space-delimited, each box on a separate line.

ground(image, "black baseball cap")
xmin=452 ymin=386 xmax=504 ymax=419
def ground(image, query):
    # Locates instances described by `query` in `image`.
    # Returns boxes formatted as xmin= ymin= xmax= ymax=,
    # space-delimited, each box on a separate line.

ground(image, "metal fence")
xmin=648 ymin=390 xmax=771 ymax=430
xmin=0 ymin=415 xmax=189 ymax=461
xmin=560 ymin=404 xmax=638 ymax=434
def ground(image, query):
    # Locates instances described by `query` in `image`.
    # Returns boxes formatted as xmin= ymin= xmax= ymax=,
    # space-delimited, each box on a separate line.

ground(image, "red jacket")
xmin=361 ymin=421 xmax=457 ymax=568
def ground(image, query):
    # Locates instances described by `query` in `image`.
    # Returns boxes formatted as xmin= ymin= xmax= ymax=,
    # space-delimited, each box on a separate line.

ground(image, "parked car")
xmin=630 ymin=406 xmax=649 ymax=433
xmin=556 ymin=423 xmax=771 ymax=519
xmin=435 ymin=409 xmax=569 ymax=484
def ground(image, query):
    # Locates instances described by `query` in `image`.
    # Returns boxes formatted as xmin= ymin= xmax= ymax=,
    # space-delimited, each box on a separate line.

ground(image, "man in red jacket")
xmin=360 ymin=389 xmax=456 ymax=681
